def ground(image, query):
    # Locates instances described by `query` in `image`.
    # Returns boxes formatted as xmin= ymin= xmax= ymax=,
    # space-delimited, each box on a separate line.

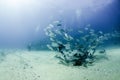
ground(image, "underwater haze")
xmin=0 ymin=0 xmax=120 ymax=80
xmin=0 ymin=0 xmax=119 ymax=49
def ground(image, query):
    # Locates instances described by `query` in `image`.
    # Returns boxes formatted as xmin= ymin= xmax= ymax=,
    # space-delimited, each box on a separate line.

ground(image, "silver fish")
xmin=48 ymin=24 xmax=54 ymax=28
xmin=47 ymin=44 xmax=54 ymax=50
xmin=51 ymin=42 xmax=59 ymax=47
xmin=85 ymin=27 xmax=89 ymax=30
xmin=48 ymin=31 xmax=56 ymax=37
xmin=64 ymin=33 xmax=73 ymax=41
xmin=55 ymin=29 xmax=65 ymax=35
xmin=78 ymin=30 xmax=83 ymax=33
xmin=99 ymin=31 xmax=103 ymax=34
xmin=53 ymin=21 xmax=62 ymax=26
xmin=50 ymin=38 xmax=55 ymax=41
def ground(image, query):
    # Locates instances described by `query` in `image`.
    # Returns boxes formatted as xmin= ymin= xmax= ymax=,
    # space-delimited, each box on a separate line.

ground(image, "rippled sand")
xmin=0 ymin=47 xmax=120 ymax=80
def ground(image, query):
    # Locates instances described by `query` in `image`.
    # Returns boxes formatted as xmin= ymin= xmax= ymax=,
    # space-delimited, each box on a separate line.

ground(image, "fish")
xmin=55 ymin=30 xmax=62 ymax=35
xmin=111 ymin=33 xmax=119 ymax=37
xmin=64 ymin=33 xmax=68 ymax=38
xmin=53 ymin=21 xmax=62 ymax=26
xmin=44 ymin=25 xmax=54 ymax=36
xmin=102 ymin=35 xmax=109 ymax=40
xmin=82 ymin=35 xmax=90 ymax=41
xmin=78 ymin=30 xmax=83 ymax=33
xmin=50 ymin=38 xmax=55 ymax=41
xmin=64 ymin=33 xmax=73 ymax=41
xmin=45 ymin=24 xmax=54 ymax=32
xmin=81 ymin=37 xmax=86 ymax=41
xmin=53 ymin=21 xmax=60 ymax=24
xmin=99 ymin=31 xmax=103 ymax=34
xmin=48 ymin=24 xmax=54 ymax=28
xmin=104 ymin=33 xmax=111 ymax=37
xmin=99 ymin=36 xmax=104 ymax=39
xmin=85 ymin=27 xmax=89 ymax=30
xmin=90 ymin=33 xmax=96 ymax=37
xmin=47 ymin=44 xmax=54 ymax=50
xmin=55 ymin=29 xmax=65 ymax=35
xmin=51 ymin=42 xmax=59 ymax=47
xmin=57 ymin=23 xmax=62 ymax=26
xmin=48 ymin=31 xmax=56 ymax=38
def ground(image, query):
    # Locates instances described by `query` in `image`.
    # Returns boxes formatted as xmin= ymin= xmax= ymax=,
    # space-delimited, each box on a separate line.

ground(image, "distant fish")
xmin=48 ymin=31 xmax=56 ymax=38
xmin=104 ymin=33 xmax=110 ymax=37
xmin=112 ymin=31 xmax=120 ymax=37
xmin=102 ymin=35 xmax=109 ymax=40
xmin=82 ymin=35 xmax=90 ymax=41
xmin=57 ymin=23 xmax=62 ymax=26
xmin=55 ymin=29 xmax=65 ymax=35
xmin=81 ymin=37 xmax=86 ymax=41
xmin=48 ymin=24 xmax=54 ymax=28
xmin=99 ymin=31 xmax=103 ymax=34
xmin=85 ymin=27 xmax=89 ymax=30
xmin=53 ymin=21 xmax=62 ymax=26
xmin=78 ymin=30 xmax=83 ymax=33
xmin=55 ymin=30 xmax=62 ymax=35
xmin=44 ymin=24 xmax=54 ymax=35
xmin=89 ymin=31 xmax=94 ymax=34
xmin=90 ymin=33 xmax=96 ymax=36
xmin=57 ymin=41 xmax=63 ymax=45
xmin=99 ymin=36 xmax=104 ymax=39
xmin=53 ymin=21 xmax=60 ymax=24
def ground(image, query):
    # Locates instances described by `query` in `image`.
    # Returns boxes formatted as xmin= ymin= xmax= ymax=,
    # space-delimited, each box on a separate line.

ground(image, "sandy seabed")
xmin=0 ymin=47 xmax=120 ymax=80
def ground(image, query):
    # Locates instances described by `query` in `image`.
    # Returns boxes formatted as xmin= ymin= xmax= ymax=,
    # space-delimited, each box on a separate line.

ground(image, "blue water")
xmin=0 ymin=1 xmax=120 ymax=80
xmin=0 ymin=0 xmax=119 ymax=50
